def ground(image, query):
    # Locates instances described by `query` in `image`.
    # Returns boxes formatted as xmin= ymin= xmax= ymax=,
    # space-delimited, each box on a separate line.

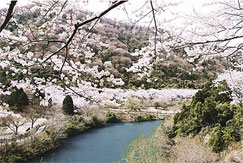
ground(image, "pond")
xmin=32 ymin=120 xmax=162 ymax=163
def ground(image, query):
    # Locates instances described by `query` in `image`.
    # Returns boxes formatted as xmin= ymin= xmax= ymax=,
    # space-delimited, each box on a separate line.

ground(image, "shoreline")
xmin=0 ymin=109 xmax=166 ymax=163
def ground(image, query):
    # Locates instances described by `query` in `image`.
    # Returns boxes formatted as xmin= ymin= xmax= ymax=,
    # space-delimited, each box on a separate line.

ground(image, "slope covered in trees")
xmin=168 ymin=80 xmax=243 ymax=152
xmin=0 ymin=0 xmax=232 ymax=94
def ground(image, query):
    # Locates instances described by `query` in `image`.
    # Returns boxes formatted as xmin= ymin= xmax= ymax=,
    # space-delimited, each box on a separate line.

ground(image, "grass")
xmin=123 ymin=117 xmax=221 ymax=163
xmin=123 ymin=120 xmax=171 ymax=163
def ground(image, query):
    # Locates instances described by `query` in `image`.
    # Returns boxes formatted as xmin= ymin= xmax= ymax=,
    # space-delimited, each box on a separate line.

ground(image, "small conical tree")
xmin=62 ymin=95 xmax=74 ymax=115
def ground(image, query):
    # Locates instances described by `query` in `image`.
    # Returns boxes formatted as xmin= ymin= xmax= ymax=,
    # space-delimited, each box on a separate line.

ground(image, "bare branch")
xmin=122 ymin=5 xmax=131 ymax=22
xmin=60 ymin=46 xmax=68 ymax=72
xmin=0 ymin=1 xmax=17 ymax=33
xmin=55 ymin=0 xmax=68 ymax=21
xmin=150 ymin=0 xmax=158 ymax=55
xmin=133 ymin=1 xmax=149 ymax=14
xmin=80 ymin=17 xmax=100 ymax=43
xmin=187 ymin=35 xmax=243 ymax=46
xmin=40 ymin=0 xmax=59 ymax=22
xmin=132 ymin=10 xmax=152 ymax=28
xmin=26 ymin=21 xmax=38 ymax=41
xmin=1 ymin=115 xmax=26 ymax=135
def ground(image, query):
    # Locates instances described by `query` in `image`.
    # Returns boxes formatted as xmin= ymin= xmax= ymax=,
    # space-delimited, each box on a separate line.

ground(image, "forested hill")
xmin=0 ymin=1 xmax=238 ymax=91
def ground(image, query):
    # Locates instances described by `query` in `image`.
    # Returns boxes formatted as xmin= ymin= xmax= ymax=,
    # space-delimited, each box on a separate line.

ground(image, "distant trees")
xmin=62 ymin=95 xmax=74 ymax=115
xmin=8 ymin=88 xmax=29 ymax=111
xmin=1 ymin=0 xmax=241 ymax=97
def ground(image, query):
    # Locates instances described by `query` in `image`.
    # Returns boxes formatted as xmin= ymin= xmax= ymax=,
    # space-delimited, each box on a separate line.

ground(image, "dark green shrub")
xmin=62 ymin=95 xmax=74 ymax=115
xmin=8 ymin=88 xmax=29 ymax=111
xmin=106 ymin=112 xmax=121 ymax=123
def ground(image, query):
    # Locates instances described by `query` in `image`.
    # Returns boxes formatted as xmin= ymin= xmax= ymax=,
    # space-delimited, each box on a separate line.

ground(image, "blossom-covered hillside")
xmin=0 ymin=0 xmax=240 ymax=107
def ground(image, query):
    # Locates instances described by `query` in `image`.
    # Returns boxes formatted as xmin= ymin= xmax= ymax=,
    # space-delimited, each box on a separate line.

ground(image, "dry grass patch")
xmin=171 ymin=136 xmax=220 ymax=163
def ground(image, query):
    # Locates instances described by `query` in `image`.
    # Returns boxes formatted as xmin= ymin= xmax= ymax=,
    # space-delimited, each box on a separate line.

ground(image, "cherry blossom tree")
xmin=0 ymin=0 xmax=242 ymax=103
xmin=177 ymin=1 xmax=243 ymax=60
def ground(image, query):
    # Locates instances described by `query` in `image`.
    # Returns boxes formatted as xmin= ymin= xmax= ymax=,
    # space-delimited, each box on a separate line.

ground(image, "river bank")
xmin=0 ymin=107 xmax=165 ymax=163
xmin=31 ymin=120 xmax=163 ymax=163
xmin=0 ymin=86 xmax=192 ymax=162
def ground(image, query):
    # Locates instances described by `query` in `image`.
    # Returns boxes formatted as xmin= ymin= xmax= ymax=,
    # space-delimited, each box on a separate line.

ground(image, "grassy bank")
xmin=123 ymin=117 xmax=220 ymax=163
xmin=123 ymin=119 xmax=242 ymax=163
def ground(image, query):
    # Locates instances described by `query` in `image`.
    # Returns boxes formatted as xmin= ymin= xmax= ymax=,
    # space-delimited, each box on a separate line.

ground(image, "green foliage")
xmin=123 ymin=122 xmax=170 ymax=163
xmin=149 ymin=64 xmax=202 ymax=89
xmin=0 ymin=68 xmax=11 ymax=90
xmin=8 ymin=88 xmax=29 ymax=111
xmin=106 ymin=112 xmax=121 ymax=123
xmin=118 ymin=34 xmax=143 ymax=52
xmin=232 ymin=105 xmax=243 ymax=132
xmin=101 ymin=50 xmax=115 ymax=63
xmin=100 ymin=54 xmax=223 ymax=89
xmin=0 ymin=128 xmax=66 ymax=163
xmin=216 ymin=103 xmax=233 ymax=126
xmin=30 ymin=67 xmax=59 ymax=81
xmin=62 ymin=95 xmax=74 ymax=115
xmin=169 ymin=80 xmax=242 ymax=152
xmin=209 ymin=124 xmax=224 ymax=152
xmin=65 ymin=121 xmax=82 ymax=136
xmin=91 ymin=115 xmax=106 ymax=127
xmin=191 ymin=80 xmax=232 ymax=107
xmin=84 ymin=115 xmax=106 ymax=128
xmin=166 ymin=126 xmax=177 ymax=139
xmin=134 ymin=113 xmax=155 ymax=122
xmin=64 ymin=116 xmax=84 ymax=136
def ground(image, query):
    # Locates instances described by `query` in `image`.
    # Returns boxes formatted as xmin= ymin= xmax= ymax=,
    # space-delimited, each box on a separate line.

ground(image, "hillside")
xmin=0 ymin=1 xmax=233 ymax=95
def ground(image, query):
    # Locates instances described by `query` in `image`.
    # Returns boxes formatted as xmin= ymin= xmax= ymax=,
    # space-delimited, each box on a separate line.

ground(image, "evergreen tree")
xmin=168 ymin=80 xmax=240 ymax=152
xmin=62 ymin=95 xmax=74 ymax=115
xmin=8 ymin=88 xmax=29 ymax=111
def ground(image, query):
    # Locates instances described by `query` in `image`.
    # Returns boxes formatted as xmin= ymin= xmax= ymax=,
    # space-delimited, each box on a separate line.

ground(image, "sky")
xmin=0 ymin=0 xmax=215 ymax=27
xmin=0 ymin=0 xmax=218 ymax=28
xmin=0 ymin=0 xmax=30 ymax=8
xmin=0 ymin=0 xmax=214 ymax=15
xmin=0 ymin=0 xmax=210 ymax=8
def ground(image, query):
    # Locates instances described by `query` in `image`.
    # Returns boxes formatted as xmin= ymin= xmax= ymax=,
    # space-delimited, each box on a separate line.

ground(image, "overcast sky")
xmin=0 ymin=0 xmax=218 ymax=27
xmin=0 ymin=0 xmax=215 ymax=14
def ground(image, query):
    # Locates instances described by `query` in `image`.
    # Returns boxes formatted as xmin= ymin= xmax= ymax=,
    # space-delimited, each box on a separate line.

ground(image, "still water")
xmin=33 ymin=120 xmax=161 ymax=163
